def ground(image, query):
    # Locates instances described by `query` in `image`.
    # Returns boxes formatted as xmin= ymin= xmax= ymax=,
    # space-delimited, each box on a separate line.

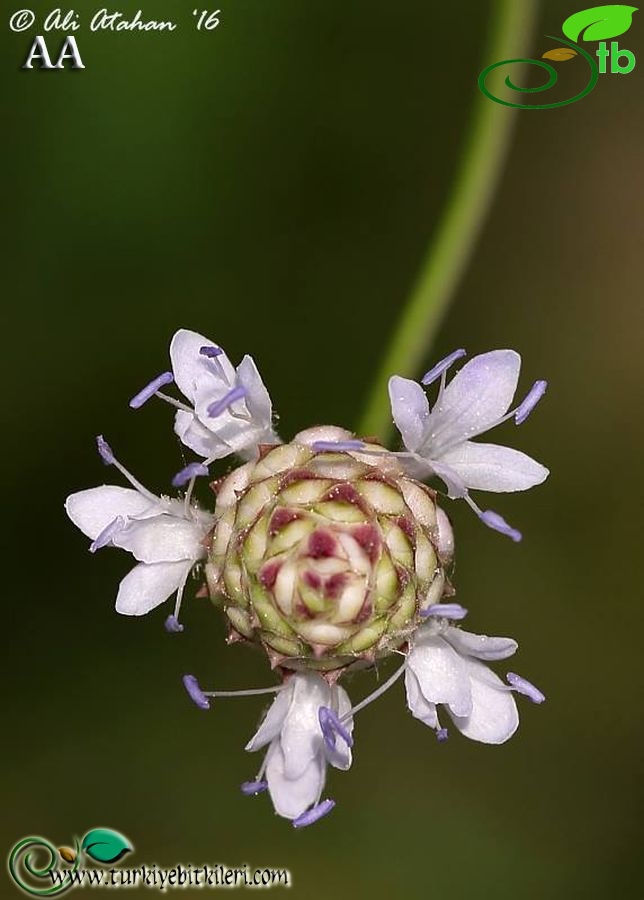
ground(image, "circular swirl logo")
xmin=478 ymin=36 xmax=599 ymax=109
xmin=8 ymin=836 xmax=79 ymax=896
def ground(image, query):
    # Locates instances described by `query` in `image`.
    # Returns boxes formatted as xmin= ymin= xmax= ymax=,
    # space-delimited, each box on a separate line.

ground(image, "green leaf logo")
xmin=81 ymin=828 xmax=132 ymax=864
xmin=562 ymin=5 xmax=638 ymax=42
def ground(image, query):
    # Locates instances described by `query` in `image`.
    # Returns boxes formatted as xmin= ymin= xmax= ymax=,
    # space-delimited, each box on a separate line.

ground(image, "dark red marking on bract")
xmin=324 ymin=482 xmax=363 ymax=506
xmin=269 ymin=507 xmax=301 ymax=535
xmin=259 ymin=561 xmax=281 ymax=590
xmin=324 ymin=572 xmax=347 ymax=600
xmin=362 ymin=469 xmax=396 ymax=485
xmin=352 ymin=523 xmax=381 ymax=563
xmin=208 ymin=476 xmax=227 ymax=496
xmin=355 ymin=598 xmax=372 ymax=624
xmin=302 ymin=570 xmax=322 ymax=590
xmin=308 ymin=530 xmax=337 ymax=559
xmin=280 ymin=468 xmax=317 ymax=488
xmin=395 ymin=564 xmax=410 ymax=586
xmin=396 ymin=515 xmax=416 ymax=544
xmin=257 ymin=443 xmax=280 ymax=460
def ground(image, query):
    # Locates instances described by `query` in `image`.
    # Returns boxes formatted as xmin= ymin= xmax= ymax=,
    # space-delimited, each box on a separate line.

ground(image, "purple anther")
xmin=182 ymin=674 xmax=210 ymax=710
xmin=164 ymin=615 xmax=184 ymax=634
xmin=318 ymin=706 xmax=354 ymax=752
xmin=240 ymin=780 xmax=268 ymax=796
xmin=436 ymin=728 xmax=449 ymax=743
xmin=129 ymin=371 xmax=174 ymax=409
xmin=506 ymin=672 xmax=546 ymax=704
xmin=199 ymin=345 xmax=223 ymax=358
xmin=292 ymin=799 xmax=336 ymax=829
xmin=515 ymin=380 xmax=547 ymax=425
xmin=421 ymin=603 xmax=468 ymax=620
xmin=421 ymin=349 xmax=467 ymax=386
xmin=89 ymin=516 xmax=125 ymax=554
xmin=479 ymin=509 xmax=522 ymax=543
xmin=171 ymin=462 xmax=209 ymax=488
xmin=207 ymin=385 xmax=247 ymax=418
xmin=96 ymin=434 xmax=115 ymax=466
xmin=311 ymin=440 xmax=365 ymax=453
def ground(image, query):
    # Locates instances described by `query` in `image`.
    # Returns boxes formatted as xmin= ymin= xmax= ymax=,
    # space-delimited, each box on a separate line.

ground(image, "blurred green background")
xmin=3 ymin=1 xmax=643 ymax=897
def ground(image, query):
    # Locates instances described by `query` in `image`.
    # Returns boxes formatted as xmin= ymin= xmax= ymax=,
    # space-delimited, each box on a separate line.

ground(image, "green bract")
xmin=206 ymin=433 xmax=452 ymax=673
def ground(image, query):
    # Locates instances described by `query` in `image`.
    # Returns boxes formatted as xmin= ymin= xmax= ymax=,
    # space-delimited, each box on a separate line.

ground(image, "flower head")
xmin=65 ymin=437 xmax=213 ymax=621
xmin=207 ymin=425 xmax=452 ymax=673
xmin=245 ymin=672 xmax=352 ymax=824
xmin=65 ymin=329 xmax=551 ymax=826
xmin=389 ymin=349 xmax=549 ymax=539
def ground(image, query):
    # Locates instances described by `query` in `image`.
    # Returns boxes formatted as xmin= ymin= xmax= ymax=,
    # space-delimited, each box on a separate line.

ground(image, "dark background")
xmin=3 ymin=1 xmax=643 ymax=897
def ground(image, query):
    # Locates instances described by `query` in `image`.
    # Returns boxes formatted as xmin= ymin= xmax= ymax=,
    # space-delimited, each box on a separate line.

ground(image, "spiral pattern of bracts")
xmin=206 ymin=437 xmax=453 ymax=674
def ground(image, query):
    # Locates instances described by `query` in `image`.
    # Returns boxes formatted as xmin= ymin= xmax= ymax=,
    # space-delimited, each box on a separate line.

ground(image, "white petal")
xmin=407 ymin=635 xmax=472 ymax=717
xmin=388 ymin=376 xmax=430 ymax=452
xmin=113 ymin=515 xmax=208 ymax=564
xmin=280 ymin=674 xmax=330 ymax=780
xmin=265 ymin=741 xmax=326 ymax=820
xmin=245 ymin=683 xmax=294 ymax=752
xmin=428 ymin=460 xmax=468 ymax=499
xmin=443 ymin=627 xmax=518 ymax=661
xmin=115 ymin=560 xmax=191 ymax=615
xmin=173 ymin=409 xmax=231 ymax=460
xmin=405 ymin=667 xmax=438 ymax=728
xmin=65 ymin=486 xmax=157 ymax=540
xmin=324 ymin=684 xmax=354 ymax=771
xmin=436 ymin=441 xmax=549 ymax=493
xmin=236 ymin=355 xmax=273 ymax=430
xmin=169 ymin=329 xmax=236 ymax=404
xmin=426 ymin=350 xmax=521 ymax=452
xmin=448 ymin=658 xmax=519 ymax=744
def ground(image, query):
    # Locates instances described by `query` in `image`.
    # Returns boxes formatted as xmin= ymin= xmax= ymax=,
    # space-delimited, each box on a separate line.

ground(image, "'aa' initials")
xmin=23 ymin=36 xmax=85 ymax=70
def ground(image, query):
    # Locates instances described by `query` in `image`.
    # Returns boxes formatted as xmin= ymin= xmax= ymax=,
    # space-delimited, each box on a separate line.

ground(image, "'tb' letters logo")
xmin=479 ymin=4 xmax=637 ymax=108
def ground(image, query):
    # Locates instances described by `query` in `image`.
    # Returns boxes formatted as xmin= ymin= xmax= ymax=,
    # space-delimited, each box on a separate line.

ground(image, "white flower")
xmin=388 ymin=349 xmax=549 ymax=539
xmin=65 ymin=437 xmax=214 ymax=622
xmin=405 ymin=618 xmax=544 ymax=744
xmin=130 ymin=329 xmax=279 ymax=464
xmin=245 ymin=672 xmax=353 ymax=825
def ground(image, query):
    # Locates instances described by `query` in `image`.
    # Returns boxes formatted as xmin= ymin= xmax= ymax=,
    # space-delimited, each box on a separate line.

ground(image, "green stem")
xmin=357 ymin=0 xmax=538 ymax=439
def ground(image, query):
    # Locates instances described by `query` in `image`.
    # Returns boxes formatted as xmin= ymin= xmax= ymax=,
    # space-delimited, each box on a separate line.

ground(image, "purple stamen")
xmin=172 ymin=462 xmax=209 ymax=488
xmin=311 ymin=440 xmax=365 ymax=453
xmin=292 ymin=799 xmax=336 ymax=829
xmin=479 ymin=509 xmax=522 ymax=543
xmin=318 ymin=706 xmax=354 ymax=752
xmin=129 ymin=371 xmax=174 ymax=409
xmin=164 ymin=615 xmax=184 ymax=634
xmin=421 ymin=603 xmax=468 ymax=620
xmin=182 ymin=674 xmax=210 ymax=710
xmin=240 ymin=780 xmax=268 ymax=796
xmin=199 ymin=345 xmax=223 ymax=358
xmin=96 ymin=434 xmax=115 ymax=466
xmin=515 ymin=380 xmax=547 ymax=425
xmin=421 ymin=349 xmax=467 ymax=386
xmin=436 ymin=728 xmax=449 ymax=742
xmin=207 ymin=385 xmax=247 ymax=418
xmin=506 ymin=672 xmax=546 ymax=704
xmin=89 ymin=516 xmax=125 ymax=553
